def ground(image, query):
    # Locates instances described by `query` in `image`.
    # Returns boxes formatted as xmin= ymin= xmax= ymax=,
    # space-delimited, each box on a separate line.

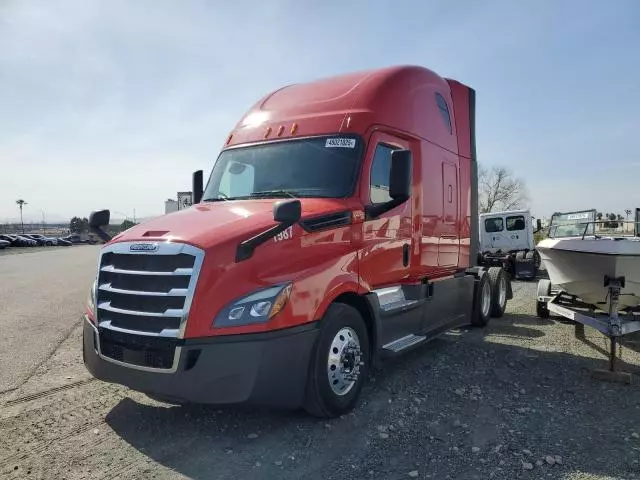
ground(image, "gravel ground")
xmin=0 ymin=245 xmax=100 ymax=393
xmin=0 ymin=246 xmax=58 ymax=257
xmin=1 ymin=274 xmax=639 ymax=480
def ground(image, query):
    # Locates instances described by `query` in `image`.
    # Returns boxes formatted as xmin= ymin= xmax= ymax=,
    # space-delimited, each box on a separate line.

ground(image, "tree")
xmin=16 ymin=199 xmax=27 ymax=233
xmin=69 ymin=216 xmax=87 ymax=233
xmin=478 ymin=165 xmax=528 ymax=213
xmin=120 ymin=220 xmax=137 ymax=231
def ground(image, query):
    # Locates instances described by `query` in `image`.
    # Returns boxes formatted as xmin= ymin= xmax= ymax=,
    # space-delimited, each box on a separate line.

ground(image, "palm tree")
xmin=16 ymin=199 xmax=27 ymax=233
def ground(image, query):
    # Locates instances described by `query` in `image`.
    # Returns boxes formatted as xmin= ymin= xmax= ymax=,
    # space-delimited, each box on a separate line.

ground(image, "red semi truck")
xmin=83 ymin=65 xmax=512 ymax=418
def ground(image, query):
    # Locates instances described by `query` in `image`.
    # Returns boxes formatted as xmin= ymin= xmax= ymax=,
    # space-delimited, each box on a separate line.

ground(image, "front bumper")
xmin=82 ymin=315 xmax=319 ymax=408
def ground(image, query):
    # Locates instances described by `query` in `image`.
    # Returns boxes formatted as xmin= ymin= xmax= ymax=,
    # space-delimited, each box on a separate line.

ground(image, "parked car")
xmin=0 ymin=239 xmax=9 ymax=249
xmin=61 ymin=234 xmax=97 ymax=245
xmin=22 ymin=234 xmax=47 ymax=246
xmin=16 ymin=235 xmax=38 ymax=246
xmin=0 ymin=234 xmax=36 ymax=247
xmin=24 ymin=234 xmax=58 ymax=246
xmin=56 ymin=238 xmax=72 ymax=246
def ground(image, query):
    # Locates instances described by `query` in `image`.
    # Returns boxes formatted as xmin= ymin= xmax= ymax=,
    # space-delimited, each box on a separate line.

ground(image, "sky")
xmin=1 ymin=0 xmax=639 ymax=223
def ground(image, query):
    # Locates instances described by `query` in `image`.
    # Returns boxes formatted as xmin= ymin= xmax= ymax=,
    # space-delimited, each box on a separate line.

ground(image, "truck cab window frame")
xmin=484 ymin=217 xmax=504 ymax=233
xmin=506 ymin=215 xmax=526 ymax=231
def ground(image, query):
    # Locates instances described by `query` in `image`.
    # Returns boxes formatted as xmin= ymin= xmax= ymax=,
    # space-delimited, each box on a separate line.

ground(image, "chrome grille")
xmin=95 ymin=241 xmax=205 ymax=339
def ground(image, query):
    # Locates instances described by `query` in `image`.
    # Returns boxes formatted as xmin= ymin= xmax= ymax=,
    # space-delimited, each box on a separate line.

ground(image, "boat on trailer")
xmin=535 ymin=208 xmax=640 ymax=377
xmin=537 ymin=209 xmax=640 ymax=310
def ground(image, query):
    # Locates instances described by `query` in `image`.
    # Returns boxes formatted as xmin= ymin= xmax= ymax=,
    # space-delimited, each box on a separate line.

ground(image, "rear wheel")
xmin=470 ymin=273 xmax=492 ymax=327
xmin=536 ymin=279 xmax=551 ymax=319
xmin=487 ymin=267 xmax=508 ymax=318
xmin=303 ymin=303 xmax=370 ymax=418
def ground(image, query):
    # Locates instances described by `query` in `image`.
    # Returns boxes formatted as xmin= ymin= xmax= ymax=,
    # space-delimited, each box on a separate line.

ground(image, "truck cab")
xmin=83 ymin=65 xmax=511 ymax=417
xmin=478 ymin=209 xmax=540 ymax=279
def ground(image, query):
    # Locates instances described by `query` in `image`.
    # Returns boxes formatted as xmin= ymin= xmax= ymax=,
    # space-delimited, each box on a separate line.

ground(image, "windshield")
xmin=202 ymin=135 xmax=364 ymax=201
xmin=548 ymin=209 xmax=596 ymax=238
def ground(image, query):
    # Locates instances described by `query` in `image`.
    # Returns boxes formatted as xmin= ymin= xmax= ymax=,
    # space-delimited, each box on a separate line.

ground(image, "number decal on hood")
xmin=274 ymin=226 xmax=294 ymax=243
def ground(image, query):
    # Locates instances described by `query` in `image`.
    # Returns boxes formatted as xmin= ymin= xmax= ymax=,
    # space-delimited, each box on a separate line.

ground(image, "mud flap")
xmin=514 ymin=258 xmax=537 ymax=280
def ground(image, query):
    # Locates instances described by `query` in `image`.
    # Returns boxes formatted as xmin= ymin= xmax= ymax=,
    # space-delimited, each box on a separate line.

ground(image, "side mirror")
xmin=389 ymin=149 xmax=412 ymax=200
xmin=192 ymin=170 xmax=203 ymax=204
xmin=273 ymin=199 xmax=302 ymax=224
xmin=236 ymin=199 xmax=302 ymax=262
xmin=88 ymin=210 xmax=112 ymax=243
xmin=89 ymin=210 xmax=110 ymax=228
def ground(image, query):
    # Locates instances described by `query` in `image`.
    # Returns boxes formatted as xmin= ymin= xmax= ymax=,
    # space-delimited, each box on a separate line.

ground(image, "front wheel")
xmin=303 ymin=303 xmax=370 ymax=418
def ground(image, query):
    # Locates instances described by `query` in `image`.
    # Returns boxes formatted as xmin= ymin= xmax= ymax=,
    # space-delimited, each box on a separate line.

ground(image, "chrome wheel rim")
xmin=481 ymin=280 xmax=491 ymax=318
xmin=327 ymin=327 xmax=362 ymax=396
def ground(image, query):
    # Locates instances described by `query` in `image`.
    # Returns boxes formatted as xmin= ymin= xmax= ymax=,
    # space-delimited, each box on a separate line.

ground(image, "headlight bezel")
xmin=212 ymin=283 xmax=292 ymax=328
xmin=87 ymin=279 xmax=97 ymax=318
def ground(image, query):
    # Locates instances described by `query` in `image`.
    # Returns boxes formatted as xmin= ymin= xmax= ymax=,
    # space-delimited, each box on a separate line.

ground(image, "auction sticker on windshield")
xmin=325 ymin=138 xmax=356 ymax=148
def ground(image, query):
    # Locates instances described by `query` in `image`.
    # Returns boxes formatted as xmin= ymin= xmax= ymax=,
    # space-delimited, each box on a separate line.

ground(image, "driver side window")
xmin=219 ymin=161 xmax=255 ymax=197
xmin=370 ymin=144 xmax=398 ymax=204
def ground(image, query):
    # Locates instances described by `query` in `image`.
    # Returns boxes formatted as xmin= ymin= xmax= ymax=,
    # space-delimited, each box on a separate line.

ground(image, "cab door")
xmin=358 ymin=132 xmax=420 ymax=345
xmin=358 ymin=132 xmax=413 ymax=289
xmin=483 ymin=216 xmax=508 ymax=251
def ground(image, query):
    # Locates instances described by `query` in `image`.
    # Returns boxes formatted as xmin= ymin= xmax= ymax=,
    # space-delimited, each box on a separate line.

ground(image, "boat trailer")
xmin=536 ymin=275 xmax=640 ymax=382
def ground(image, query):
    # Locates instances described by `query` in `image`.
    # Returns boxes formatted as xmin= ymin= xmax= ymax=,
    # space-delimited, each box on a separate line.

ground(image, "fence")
xmin=1 ymin=222 xmax=71 ymax=236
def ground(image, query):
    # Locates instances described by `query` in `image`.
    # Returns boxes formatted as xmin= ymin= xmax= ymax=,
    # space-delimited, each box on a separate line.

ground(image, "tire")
xmin=303 ymin=303 xmax=370 ymax=418
xmin=536 ymin=279 xmax=551 ymax=319
xmin=487 ymin=267 xmax=508 ymax=318
xmin=470 ymin=273 xmax=492 ymax=327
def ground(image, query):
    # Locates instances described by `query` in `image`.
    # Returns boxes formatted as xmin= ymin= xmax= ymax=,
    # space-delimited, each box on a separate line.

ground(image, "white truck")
xmin=478 ymin=209 xmax=542 ymax=280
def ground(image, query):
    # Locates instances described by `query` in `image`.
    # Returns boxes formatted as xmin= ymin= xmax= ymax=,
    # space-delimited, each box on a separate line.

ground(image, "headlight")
xmin=212 ymin=283 xmax=292 ymax=328
xmin=87 ymin=280 xmax=97 ymax=318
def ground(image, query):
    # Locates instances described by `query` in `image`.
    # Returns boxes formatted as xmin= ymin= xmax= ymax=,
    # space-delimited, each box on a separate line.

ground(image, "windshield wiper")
xmin=250 ymin=190 xmax=299 ymax=199
xmin=202 ymin=192 xmax=231 ymax=202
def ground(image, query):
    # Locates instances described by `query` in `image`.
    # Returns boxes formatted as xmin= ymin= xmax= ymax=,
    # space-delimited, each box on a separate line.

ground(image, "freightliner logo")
xmin=129 ymin=243 xmax=158 ymax=252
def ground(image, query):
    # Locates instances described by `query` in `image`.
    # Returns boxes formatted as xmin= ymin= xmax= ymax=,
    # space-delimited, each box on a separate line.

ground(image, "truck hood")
xmin=110 ymin=198 xmax=353 ymax=249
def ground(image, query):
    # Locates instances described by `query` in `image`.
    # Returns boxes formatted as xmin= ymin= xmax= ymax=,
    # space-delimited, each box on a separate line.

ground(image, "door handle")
xmin=440 ymin=235 xmax=458 ymax=240
xmin=402 ymin=243 xmax=409 ymax=267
